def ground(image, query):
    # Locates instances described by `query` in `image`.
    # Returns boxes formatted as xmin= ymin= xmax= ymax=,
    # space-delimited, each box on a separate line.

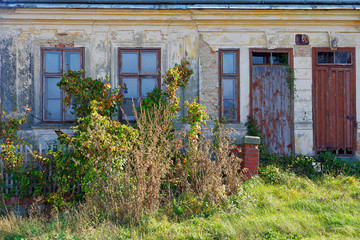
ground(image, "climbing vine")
xmin=163 ymin=59 xmax=193 ymax=114
xmin=285 ymin=66 xmax=296 ymax=100
xmin=183 ymin=97 xmax=209 ymax=143
xmin=277 ymin=53 xmax=296 ymax=100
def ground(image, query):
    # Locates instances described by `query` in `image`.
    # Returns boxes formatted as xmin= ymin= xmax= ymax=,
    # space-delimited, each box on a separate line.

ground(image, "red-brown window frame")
xmin=118 ymin=48 xmax=161 ymax=121
xmin=219 ymin=49 xmax=240 ymax=122
xmin=41 ymin=47 xmax=84 ymax=122
xmin=314 ymin=48 xmax=354 ymax=66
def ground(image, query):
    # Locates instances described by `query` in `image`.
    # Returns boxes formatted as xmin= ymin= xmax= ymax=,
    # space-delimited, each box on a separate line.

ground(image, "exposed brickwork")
xmin=231 ymin=139 xmax=260 ymax=180
xmin=199 ymin=35 xmax=219 ymax=119
xmin=5 ymin=196 xmax=40 ymax=205
xmin=5 ymin=197 xmax=43 ymax=217
xmin=55 ymin=42 xmax=74 ymax=47
xmin=241 ymin=143 xmax=260 ymax=179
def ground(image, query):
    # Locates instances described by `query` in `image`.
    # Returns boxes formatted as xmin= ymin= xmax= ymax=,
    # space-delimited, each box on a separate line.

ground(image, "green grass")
xmin=1 ymin=172 xmax=360 ymax=239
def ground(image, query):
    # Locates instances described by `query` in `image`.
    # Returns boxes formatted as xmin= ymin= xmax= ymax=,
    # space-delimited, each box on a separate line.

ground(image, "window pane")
xmin=123 ymin=78 xmax=138 ymax=98
xmin=223 ymin=52 xmax=236 ymax=74
xmin=223 ymin=78 xmax=235 ymax=99
xmin=45 ymin=78 xmax=61 ymax=98
xmin=122 ymin=99 xmax=138 ymax=121
xmin=335 ymin=52 xmax=351 ymax=64
xmin=142 ymin=78 xmax=157 ymax=98
xmin=223 ymin=99 xmax=236 ymax=121
xmin=121 ymin=52 xmax=138 ymax=73
xmin=272 ymin=53 xmax=288 ymax=65
xmin=45 ymin=51 xmax=61 ymax=73
xmin=141 ymin=52 xmax=157 ymax=73
xmin=318 ymin=52 xmax=334 ymax=64
xmin=64 ymin=111 xmax=76 ymax=121
xmin=64 ymin=99 xmax=76 ymax=121
xmin=45 ymin=99 xmax=61 ymax=121
xmin=65 ymin=52 xmax=81 ymax=71
xmin=252 ymin=52 xmax=270 ymax=65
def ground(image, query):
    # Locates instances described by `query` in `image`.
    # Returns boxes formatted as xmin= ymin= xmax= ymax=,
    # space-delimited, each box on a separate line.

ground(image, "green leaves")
xmin=183 ymin=97 xmax=209 ymax=142
xmin=49 ymin=103 xmax=139 ymax=207
xmin=58 ymin=69 xmax=123 ymax=119
xmin=140 ymin=59 xmax=194 ymax=119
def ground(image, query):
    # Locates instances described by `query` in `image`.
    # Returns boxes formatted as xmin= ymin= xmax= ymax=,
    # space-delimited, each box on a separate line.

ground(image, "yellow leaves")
xmin=23 ymin=106 xmax=32 ymax=112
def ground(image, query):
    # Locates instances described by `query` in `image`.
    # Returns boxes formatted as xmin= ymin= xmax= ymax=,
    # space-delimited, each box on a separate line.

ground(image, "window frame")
xmin=41 ymin=47 xmax=84 ymax=123
xmin=118 ymin=48 xmax=161 ymax=121
xmin=314 ymin=48 xmax=354 ymax=66
xmin=219 ymin=49 xmax=240 ymax=122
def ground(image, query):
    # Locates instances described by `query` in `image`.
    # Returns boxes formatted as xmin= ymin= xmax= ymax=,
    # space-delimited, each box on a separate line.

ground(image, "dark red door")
xmin=313 ymin=48 xmax=357 ymax=155
xmin=250 ymin=49 xmax=294 ymax=155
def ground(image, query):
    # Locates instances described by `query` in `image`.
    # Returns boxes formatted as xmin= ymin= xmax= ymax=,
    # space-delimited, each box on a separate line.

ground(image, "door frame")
xmin=249 ymin=48 xmax=295 ymax=154
xmin=312 ymin=47 xmax=357 ymax=155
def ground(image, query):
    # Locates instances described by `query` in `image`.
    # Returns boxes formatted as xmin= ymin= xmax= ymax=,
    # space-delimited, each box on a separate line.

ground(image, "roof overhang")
xmin=1 ymin=0 xmax=360 ymax=9
xmin=1 ymin=3 xmax=360 ymax=9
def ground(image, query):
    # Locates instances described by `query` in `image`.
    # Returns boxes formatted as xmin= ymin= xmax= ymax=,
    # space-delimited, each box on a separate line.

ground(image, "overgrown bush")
xmin=263 ymin=154 xmax=318 ymax=178
xmin=58 ymin=69 xmax=123 ymax=118
xmin=0 ymin=108 xmax=27 ymax=144
xmin=1 ymin=60 xmax=246 ymax=224
xmin=260 ymin=152 xmax=360 ymax=179
xmin=318 ymin=152 xmax=360 ymax=177
xmin=48 ymin=103 xmax=138 ymax=207
xmin=0 ymin=108 xmax=49 ymax=200
xmin=259 ymin=165 xmax=285 ymax=184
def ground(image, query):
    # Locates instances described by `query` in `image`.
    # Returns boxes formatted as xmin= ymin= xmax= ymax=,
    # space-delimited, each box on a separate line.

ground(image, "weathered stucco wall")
xmin=0 ymin=8 xmax=359 ymax=158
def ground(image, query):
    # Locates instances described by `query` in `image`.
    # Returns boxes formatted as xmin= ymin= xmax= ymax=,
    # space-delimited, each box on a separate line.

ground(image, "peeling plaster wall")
xmin=0 ymin=8 xmax=360 ymax=159
xmin=199 ymin=34 xmax=218 ymax=120
xmin=0 ymin=30 xmax=18 ymax=114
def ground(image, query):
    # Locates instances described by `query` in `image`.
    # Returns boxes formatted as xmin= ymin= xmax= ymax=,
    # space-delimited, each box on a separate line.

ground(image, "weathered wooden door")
xmin=250 ymin=49 xmax=294 ymax=155
xmin=313 ymin=48 xmax=356 ymax=155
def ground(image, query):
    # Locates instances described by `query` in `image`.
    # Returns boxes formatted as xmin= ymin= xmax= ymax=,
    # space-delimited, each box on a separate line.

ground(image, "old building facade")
xmin=1 ymin=1 xmax=360 ymax=159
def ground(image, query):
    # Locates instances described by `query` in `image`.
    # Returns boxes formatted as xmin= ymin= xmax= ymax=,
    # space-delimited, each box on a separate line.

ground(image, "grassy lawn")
xmin=1 ymin=172 xmax=360 ymax=240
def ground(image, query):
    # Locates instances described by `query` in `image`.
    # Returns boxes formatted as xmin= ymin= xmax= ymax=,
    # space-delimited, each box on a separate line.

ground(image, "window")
xmin=41 ymin=47 xmax=84 ymax=122
xmin=118 ymin=48 xmax=161 ymax=121
xmin=219 ymin=49 xmax=240 ymax=122
xmin=317 ymin=51 xmax=352 ymax=64
xmin=252 ymin=52 xmax=288 ymax=65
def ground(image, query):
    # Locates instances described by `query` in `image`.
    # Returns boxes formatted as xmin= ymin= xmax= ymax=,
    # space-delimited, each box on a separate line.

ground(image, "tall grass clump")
xmin=90 ymin=102 xmax=178 ymax=224
xmin=175 ymin=125 xmax=245 ymax=203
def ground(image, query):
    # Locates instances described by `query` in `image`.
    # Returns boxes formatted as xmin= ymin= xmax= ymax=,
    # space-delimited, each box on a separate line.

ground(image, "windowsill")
xmin=174 ymin=122 xmax=246 ymax=131
xmin=31 ymin=123 xmax=75 ymax=130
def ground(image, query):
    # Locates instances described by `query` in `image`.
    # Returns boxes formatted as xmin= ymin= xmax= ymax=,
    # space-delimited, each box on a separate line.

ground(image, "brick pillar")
xmin=241 ymin=136 xmax=260 ymax=179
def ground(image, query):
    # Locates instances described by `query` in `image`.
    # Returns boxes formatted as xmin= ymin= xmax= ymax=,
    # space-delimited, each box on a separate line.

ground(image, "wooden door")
xmin=250 ymin=49 xmax=294 ymax=155
xmin=313 ymin=48 xmax=356 ymax=155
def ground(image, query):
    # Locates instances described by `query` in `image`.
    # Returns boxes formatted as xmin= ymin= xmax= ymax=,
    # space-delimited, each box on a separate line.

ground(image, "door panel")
xmin=313 ymin=48 xmax=356 ymax=155
xmin=251 ymin=49 xmax=294 ymax=155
